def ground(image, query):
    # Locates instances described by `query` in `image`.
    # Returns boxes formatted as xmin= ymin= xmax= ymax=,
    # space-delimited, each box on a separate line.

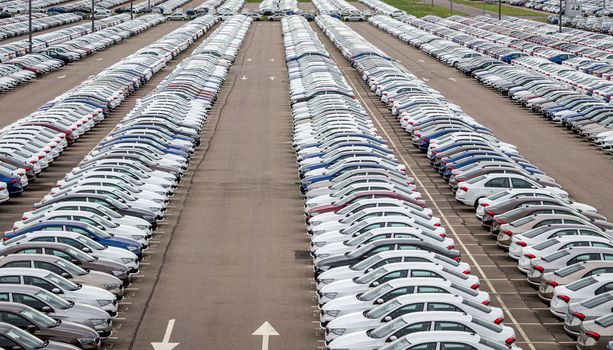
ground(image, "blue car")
xmin=4 ymin=221 xmax=143 ymax=258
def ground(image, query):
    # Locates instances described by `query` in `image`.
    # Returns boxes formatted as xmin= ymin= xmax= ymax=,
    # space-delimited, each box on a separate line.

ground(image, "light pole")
xmin=450 ymin=0 xmax=453 ymax=12
xmin=559 ymin=0 xmax=562 ymax=32
xmin=498 ymin=0 xmax=502 ymax=19
xmin=483 ymin=0 xmax=486 ymax=14
xmin=130 ymin=0 xmax=133 ymax=19
xmin=91 ymin=0 xmax=95 ymax=32
xmin=28 ymin=0 xmax=32 ymax=54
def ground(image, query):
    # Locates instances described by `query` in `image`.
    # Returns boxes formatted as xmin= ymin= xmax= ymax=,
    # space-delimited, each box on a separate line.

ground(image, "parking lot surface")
xmin=127 ymin=22 xmax=320 ymax=350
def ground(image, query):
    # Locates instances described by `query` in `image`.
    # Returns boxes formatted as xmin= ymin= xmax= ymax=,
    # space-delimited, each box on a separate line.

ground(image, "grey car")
xmin=539 ymin=261 xmax=613 ymax=301
xmin=0 ymin=242 xmax=130 ymax=284
xmin=0 ymin=321 xmax=80 ymax=349
xmin=527 ymin=247 xmax=613 ymax=286
xmin=565 ymin=292 xmax=613 ymax=336
xmin=0 ymin=254 xmax=123 ymax=297
xmin=0 ymin=285 xmax=112 ymax=337
xmin=577 ymin=313 xmax=613 ymax=349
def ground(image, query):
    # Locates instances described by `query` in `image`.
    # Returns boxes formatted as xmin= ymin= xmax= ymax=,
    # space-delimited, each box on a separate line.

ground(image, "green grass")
xmin=453 ymin=0 xmax=546 ymax=16
xmin=384 ymin=0 xmax=468 ymax=17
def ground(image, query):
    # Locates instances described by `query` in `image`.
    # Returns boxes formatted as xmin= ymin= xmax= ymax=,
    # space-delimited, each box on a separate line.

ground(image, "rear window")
xmin=462 ymin=299 xmax=491 ymax=313
xmin=442 ymin=267 xmax=468 ymax=280
xmin=581 ymin=293 xmax=613 ymax=308
xmin=466 ymin=175 xmax=486 ymax=184
xmin=596 ymin=313 xmax=613 ymax=327
xmin=510 ymin=216 xmax=534 ymax=227
xmin=567 ymin=277 xmax=598 ymax=291
xmin=487 ymin=190 xmax=510 ymax=201
xmin=554 ymin=264 xmax=585 ymax=277
xmin=543 ymin=250 xmax=570 ymax=262
xmin=534 ymin=239 xmax=559 ymax=251
xmin=471 ymin=317 xmax=502 ymax=332
xmin=434 ymin=254 xmax=460 ymax=267
xmin=479 ymin=338 xmax=510 ymax=350
xmin=451 ymin=283 xmax=478 ymax=297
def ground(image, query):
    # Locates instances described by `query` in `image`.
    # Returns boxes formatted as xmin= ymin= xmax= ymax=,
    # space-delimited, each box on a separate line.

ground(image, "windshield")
xmin=20 ymin=308 xmax=57 ymax=328
xmin=97 ymin=205 xmax=121 ymax=218
xmin=35 ymin=290 xmax=71 ymax=309
xmin=55 ymin=259 xmax=87 ymax=275
xmin=91 ymin=215 xmax=118 ymax=228
xmin=66 ymin=247 xmax=96 ymax=263
xmin=360 ymin=284 xmax=394 ymax=301
xmin=356 ymin=267 xmax=388 ymax=284
xmin=5 ymin=327 xmax=45 ymax=348
xmin=462 ymin=299 xmax=491 ymax=313
xmin=351 ymin=254 xmax=382 ymax=271
xmin=76 ymin=236 xmax=105 ymax=250
xmin=596 ymin=313 xmax=613 ymax=327
xmin=370 ymin=318 xmax=408 ymax=339
xmin=45 ymin=273 xmax=79 ymax=291
xmin=366 ymin=299 xmax=402 ymax=318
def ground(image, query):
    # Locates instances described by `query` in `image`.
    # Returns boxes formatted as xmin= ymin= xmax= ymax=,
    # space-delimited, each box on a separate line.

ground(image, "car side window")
xmin=408 ymin=344 xmax=436 ymax=350
xmin=568 ymin=253 xmax=601 ymax=265
xmin=0 ymin=335 xmax=18 ymax=348
xmin=2 ymin=261 xmax=32 ymax=269
xmin=603 ymin=254 xmax=613 ymax=261
xmin=377 ymin=271 xmax=406 ymax=284
xmin=13 ymin=293 xmax=46 ymax=310
xmin=47 ymin=249 xmax=72 ymax=261
xmin=441 ymin=343 xmax=477 ymax=350
xmin=388 ymin=303 xmax=425 ymax=319
xmin=70 ymin=227 xmax=93 ymax=238
xmin=511 ymin=178 xmax=535 ymax=189
xmin=435 ymin=321 xmax=472 ymax=332
xmin=553 ymin=229 xmax=578 ymax=237
xmin=372 ymin=258 xmax=402 ymax=269
xmin=534 ymin=219 xmax=562 ymax=228
xmin=484 ymin=178 xmax=510 ymax=188
xmin=41 ymin=226 xmax=64 ymax=231
xmin=30 ymin=237 xmax=55 ymax=243
xmin=592 ymin=242 xmax=613 ymax=248
xmin=0 ymin=311 xmax=31 ymax=328
xmin=417 ymin=286 xmax=447 ymax=293
xmin=34 ymin=261 xmax=64 ymax=275
xmin=391 ymin=321 xmax=431 ymax=339
xmin=586 ymin=267 xmax=613 ymax=276
xmin=0 ymin=276 xmax=20 ymax=284
xmin=563 ymin=242 xmax=590 ymax=249
xmin=16 ymin=248 xmax=42 ymax=254
xmin=57 ymin=238 xmax=83 ymax=249
xmin=427 ymin=303 xmax=461 ymax=312
xmin=580 ymin=230 xmax=600 ymax=236
xmin=411 ymin=270 xmax=441 ymax=278
xmin=384 ymin=287 xmax=415 ymax=300
xmin=23 ymin=276 xmax=55 ymax=291
xmin=0 ymin=293 xmax=9 ymax=302
xmin=370 ymin=246 xmax=393 ymax=255
xmin=398 ymin=245 xmax=419 ymax=250
xmin=595 ymin=282 xmax=613 ymax=295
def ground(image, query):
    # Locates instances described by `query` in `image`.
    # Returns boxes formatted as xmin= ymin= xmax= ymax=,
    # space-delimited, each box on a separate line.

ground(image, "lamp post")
xmin=130 ymin=0 xmax=133 ymax=19
xmin=559 ymin=0 xmax=562 ymax=32
xmin=28 ymin=0 xmax=32 ymax=54
xmin=91 ymin=0 xmax=95 ymax=32
xmin=450 ymin=0 xmax=453 ymax=12
xmin=498 ymin=0 xmax=502 ymax=19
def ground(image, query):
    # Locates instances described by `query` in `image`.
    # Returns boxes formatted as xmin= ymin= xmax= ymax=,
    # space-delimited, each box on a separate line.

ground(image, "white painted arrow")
xmin=268 ymin=76 xmax=276 ymax=81
xmin=151 ymin=319 xmax=179 ymax=350
xmin=448 ymin=77 xmax=457 ymax=82
xmin=252 ymin=321 xmax=278 ymax=350
xmin=241 ymin=75 xmax=248 ymax=80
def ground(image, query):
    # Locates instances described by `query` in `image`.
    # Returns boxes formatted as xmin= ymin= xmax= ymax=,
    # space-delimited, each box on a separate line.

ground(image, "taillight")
xmin=447 ymin=245 xmax=455 ymax=250
xmin=547 ymin=280 xmax=558 ymax=287
xmin=482 ymin=300 xmax=490 ymax=305
xmin=557 ymin=295 xmax=570 ymax=303
xmin=2 ymin=237 xmax=8 ymax=241
xmin=470 ymin=283 xmax=480 ymax=290
xmin=457 ymin=179 xmax=465 ymax=182
xmin=10 ymin=179 xmax=16 ymax=184
xmin=438 ymin=233 xmax=446 ymax=237
xmin=453 ymin=257 xmax=461 ymax=262
xmin=463 ymin=270 xmax=470 ymax=274
xmin=495 ymin=219 xmax=505 ymax=224
xmin=29 ymin=160 xmax=36 ymax=164
xmin=505 ymin=337 xmax=516 ymax=345
xmin=501 ymin=229 xmax=513 ymax=237
xmin=534 ymin=265 xmax=545 ymax=273
xmin=524 ymin=253 xmax=536 ymax=259
xmin=434 ymin=223 xmax=441 ymax=227
xmin=487 ymin=211 xmax=496 ymax=215
xmin=459 ymin=186 xmax=468 ymax=192
xmin=572 ymin=312 xmax=585 ymax=321
xmin=481 ymin=203 xmax=489 ymax=207
xmin=585 ymin=331 xmax=600 ymax=341
xmin=494 ymin=317 xmax=504 ymax=324
xmin=516 ymin=241 xmax=527 ymax=247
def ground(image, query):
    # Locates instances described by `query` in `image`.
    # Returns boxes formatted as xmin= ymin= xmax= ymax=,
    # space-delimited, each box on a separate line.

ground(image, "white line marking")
xmin=449 ymin=77 xmax=457 ymax=82
xmin=57 ymin=75 xmax=66 ymax=79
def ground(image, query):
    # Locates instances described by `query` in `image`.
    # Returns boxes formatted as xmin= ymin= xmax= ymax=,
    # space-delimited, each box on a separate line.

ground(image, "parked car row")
xmin=0 ymin=14 xmax=251 ymax=350
xmin=0 ymin=13 xmax=82 ymax=41
xmin=217 ymin=0 xmax=244 ymax=18
xmin=357 ymin=0 xmax=405 ymax=18
xmin=194 ymin=0 xmax=224 ymax=16
xmin=0 ymin=14 xmax=219 ymax=208
xmin=312 ymin=0 xmax=360 ymax=18
xmin=554 ymin=15 xmax=613 ymax=33
xmin=282 ymin=13 xmax=524 ymax=350
xmin=337 ymin=14 xmax=613 ymax=349
xmin=132 ymin=0 xmax=169 ymax=14
xmin=0 ymin=14 xmax=166 ymax=94
xmin=1 ymin=0 xmax=79 ymax=14
xmin=510 ymin=0 xmax=613 ymax=16
xmin=258 ymin=0 xmax=298 ymax=15
xmin=369 ymin=15 xmax=613 ymax=155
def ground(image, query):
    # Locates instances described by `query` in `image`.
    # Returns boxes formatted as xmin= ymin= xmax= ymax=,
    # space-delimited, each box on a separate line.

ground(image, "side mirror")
xmin=41 ymin=306 xmax=52 ymax=313
xmin=82 ymin=247 xmax=91 ymax=253
xmin=383 ymin=316 xmax=392 ymax=322
xmin=376 ymin=298 xmax=384 ymax=304
xmin=25 ymin=324 xmax=37 ymax=333
xmin=11 ymin=346 xmax=22 ymax=350
xmin=51 ymin=288 xmax=61 ymax=294
xmin=61 ymin=272 xmax=70 ymax=278
xmin=372 ymin=281 xmax=380 ymax=287
xmin=70 ymin=259 xmax=80 ymax=265
xmin=366 ymin=268 xmax=374 ymax=273
xmin=389 ymin=335 xmax=398 ymax=342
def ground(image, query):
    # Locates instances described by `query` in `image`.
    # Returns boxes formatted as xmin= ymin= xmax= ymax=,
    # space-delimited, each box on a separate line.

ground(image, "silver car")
xmin=565 ymin=292 xmax=613 ymax=336
xmin=577 ymin=313 xmax=613 ymax=350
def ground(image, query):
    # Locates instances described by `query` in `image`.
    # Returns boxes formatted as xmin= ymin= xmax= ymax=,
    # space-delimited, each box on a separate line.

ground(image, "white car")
xmin=325 ymin=293 xmax=504 ymax=342
xmin=379 ymin=331 xmax=523 ymax=350
xmin=318 ymin=262 xmax=481 ymax=304
xmin=455 ymin=174 xmax=568 ymax=208
xmin=319 ymin=278 xmax=490 ymax=324
xmin=564 ymin=291 xmax=613 ymax=336
xmin=328 ymin=311 xmax=516 ymax=350
xmin=550 ymin=274 xmax=613 ymax=318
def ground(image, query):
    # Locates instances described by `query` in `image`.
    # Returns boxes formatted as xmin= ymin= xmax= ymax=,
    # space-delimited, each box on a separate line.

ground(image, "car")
xmin=0 ymin=322 xmax=80 ymax=349
xmin=549 ymin=274 xmax=613 ymax=318
xmin=168 ymin=9 xmax=188 ymax=20
xmin=577 ymin=313 xmax=613 ymax=350
xmin=527 ymin=247 xmax=613 ymax=286
xmin=565 ymin=292 xmax=613 ymax=336
xmin=539 ymin=261 xmax=613 ymax=301
xmin=0 ymin=301 xmax=100 ymax=349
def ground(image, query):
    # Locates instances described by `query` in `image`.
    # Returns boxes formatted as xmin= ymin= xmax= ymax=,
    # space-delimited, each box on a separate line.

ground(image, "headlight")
xmin=318 ymin=279 xmax=334 ymax=285
xmin=313 ymin=242 xmax=326 ymax=247
xmin=78 ymin=338 xmax=97 ymax=345
xmin=149 ymin=207 xmax=158 ymax=212
xmin=329 ymin=328 xmax=346 ymax=335
xmin=121 ymin=258 xmax=135 ymax=264
xmin=97 ymin=299 xmax=112 ymax=307
xmin=89 ymin=319 xmax=106 ymax=326
xmin=317 ymin=254 xmax=330 ymax=259
xmin=132 ymin=235 xmax=145 ymax=241
xmin=324 ymin=310 xmax=340 ymax=317
xmin=103 ymin=283 xmax=121 ymax=290
xmin=313 ymin=230 xmax=325 ymax=235
xmin=323 ymin=293 xmax=338 ymax=299
xmin=127 ymin=245 xmax=139 ymax=251
xmin=153 ymin=199 xmax=163 ymax=203
xmin=136 ymin=225 xmax=149 ymax=230
xmin=311 ymin=221 xmax=322 ymax=225
xmin=111 ymin=270 xmax=125 ymax=277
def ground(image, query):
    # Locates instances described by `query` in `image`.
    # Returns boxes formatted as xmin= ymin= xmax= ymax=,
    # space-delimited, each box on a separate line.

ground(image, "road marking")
xmin=418 ymin=59 xmax=424 ymax=62
xmin=269 ymin=76 xmax=276 ymax=81
xmin=253 ymin=321 xmax=279 ymax=350
xmin=341 ymin=69 xmax=537 ymax=350
xmin=57 ymin=75 xmax=66 ymax=79
xmin=241 ymin=75 xmax=248 ymax=80
xmin=151 ymin=319 xmax=179 ymax=350
xmin=270 ymin=58 xmax=275 ymax=62
xmin=449 ymin=77 xmax=457 ymax=82
xmin=422 ymin=77 xmax=429 ymax=81
xmin=247 ymin=58 xmax=252 ymax=61
xmin=96 ymin=58 xmax=103 ymax=61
